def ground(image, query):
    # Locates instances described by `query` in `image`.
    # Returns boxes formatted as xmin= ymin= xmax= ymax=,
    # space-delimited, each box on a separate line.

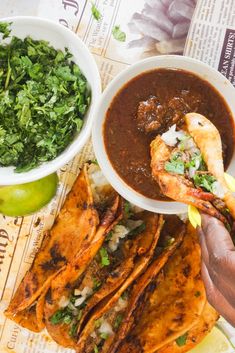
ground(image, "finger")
xmin=201 ymin=214 xmax=235 ymax=283
xmin=201 ymin=261 xmax=235 ymax=327
xmin=199 ymin=223 xmax=235 ymax=305
xmin=198 ymin=220 xmax=235 ymax=306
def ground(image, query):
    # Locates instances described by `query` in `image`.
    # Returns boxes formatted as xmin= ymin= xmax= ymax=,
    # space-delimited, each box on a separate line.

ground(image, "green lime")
xmin=0 ymin=173 xmax=58 ymax=217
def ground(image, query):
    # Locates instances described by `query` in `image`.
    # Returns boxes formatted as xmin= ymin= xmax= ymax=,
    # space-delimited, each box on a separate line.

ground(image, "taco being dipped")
xmin=44 ymin=189 xmax=164 ymax=348
xmin=151 ymin=113 xmax=235 ymax=229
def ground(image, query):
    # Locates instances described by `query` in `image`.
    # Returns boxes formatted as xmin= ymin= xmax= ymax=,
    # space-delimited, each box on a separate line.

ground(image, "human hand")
xmin=198 ymin=214 xmax=235 ymax=326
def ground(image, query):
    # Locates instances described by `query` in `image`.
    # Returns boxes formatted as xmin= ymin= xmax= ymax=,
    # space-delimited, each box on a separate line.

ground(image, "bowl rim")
xmin=0 ymin=15 xmax=101 ymax=185
xmin=92 ymin=54 xmax=235 ymax=214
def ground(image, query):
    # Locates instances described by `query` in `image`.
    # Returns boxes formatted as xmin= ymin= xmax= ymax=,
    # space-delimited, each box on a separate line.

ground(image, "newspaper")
xmin=0 ymin=0 xmax=235 ymax=352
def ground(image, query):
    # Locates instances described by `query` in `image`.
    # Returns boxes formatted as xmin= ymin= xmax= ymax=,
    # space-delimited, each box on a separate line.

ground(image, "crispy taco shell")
xmin=108 ymin=217 xmax=186 ymax=353
xmin=157 ymin=301 xmax=219 ymax=353
xmin=118 ymin=223 xmax=207 ymax=353
xmin=75 ymin=215 xmax=166 ymax=353
xmin=5 ymin=165 xmax=99 ymax=330
xmin=44 ymin=195 xmax=122 ymax=348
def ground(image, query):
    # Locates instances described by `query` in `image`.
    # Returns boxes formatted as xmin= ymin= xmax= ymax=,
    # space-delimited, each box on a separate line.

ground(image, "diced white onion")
xmin=189 ymin=166 xmax=196 ymax=178
xmin=98 ymin=320 xmax=114 ymax=336
xmin=75 ymin=296 xmax=86 ymax=307
xmin=81 ymin=286 xmax=93 ymax=297
xmin=114 ymin=297 xmax=128 ymax=312
xmin=74 ymin=286 xmax=93 ymax=307
xmin=90 ymin=331 xmax=97 ymax=339
xmin=108 ymin=225 xmax=129 ymax=252
xmin=74 ymin=289 xmax=82 ymax=296
xmin=161 ymin=124 xmax=186 ymax=146
xmin=58 ymin=296 xmax=70 ymax=308
xmin=212 ymin=181 xmax=225 ymax=198
xmin=68 ymin=302 xmax=79 ymax=315
xmin=183 ymin=137 xmax=197 ymax=151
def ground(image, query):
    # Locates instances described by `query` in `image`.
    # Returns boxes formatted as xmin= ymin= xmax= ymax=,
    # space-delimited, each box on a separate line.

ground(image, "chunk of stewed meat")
xmin=137 ymin=96 xmax=165 ymax=133
xmin=136 ymin=96 xmax=191 ymax=134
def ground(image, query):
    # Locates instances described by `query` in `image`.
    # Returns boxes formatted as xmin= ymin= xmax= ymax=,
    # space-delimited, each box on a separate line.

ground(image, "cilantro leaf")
xmin=49 ymin=308 xmax=72 ymax=325
xmin=124 ymin=200 xmax=133 ymax=218
xmin=91 ymin=3 xmax=101 ymax=21
xmin=176 ymin=333 xmax=188 ymax=347
xmin=0 ymin=22 xmax=11 ymax=39
xmin=114 ymin=314 xmax=123 ymax=329
xmin=193 ymin=174 xmax=216 ymax=192
xmin=112 ymin=26 xmax=126 ymax=42
xmin=165 ymin=160 xmax=184 ymax=174
xmin=100 ymin=332 xmax=109 ymax=340
xmin=69 ymin=322 xmax=78 ymax=337
xmin=94 ymin=345 xmax=99 ymax=353
xmin=99 ymin=247 xmax=110 ymax=267
xmin=93 ymin=277 xmax=102 ymax=291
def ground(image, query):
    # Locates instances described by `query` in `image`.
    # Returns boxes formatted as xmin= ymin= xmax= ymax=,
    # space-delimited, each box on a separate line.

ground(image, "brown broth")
xmin=104 ymin=69 xmax=235 ymax=201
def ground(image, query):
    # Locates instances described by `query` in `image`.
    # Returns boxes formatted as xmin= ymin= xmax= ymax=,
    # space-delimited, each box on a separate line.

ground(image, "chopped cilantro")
xmin=185 ymin=153 xmax=205 ymax=171
xmin=91 ymin=3 xmax=101 ymax=20
xmin=0 ymin=26 xmax=91 ymax=172
xmin=100 ymin=332 xmax=109 ymax=340
xmin=165 ymin=160 xmax=184 ymax=174
xmin=94 ymin=345 xmax=99 ymax=353
xmin=124 ymin=201 xmax=133 ymax=218
xmin=69 ymin=322 xmax=78 ymax=337
xmin=99 ymin=247 xmax=110 ymax=267
xmin=193 ymin=174 xmax=216 ymax=192
xmin=49 ymin=308 xmax=72 ymax=325
xmin=93 ymin=277 xmax=102 ymax=291
xmin=176 ymin=333 xmax=188 ymax=346
xmin=77 ymin=309 xmax=83 ymax=321
xmin=63 ymin=314 xmax=72 ymax=324
xmin=165 ymin=152 xmax=185 ymax=175
xmin=112 ymin=26 xmax=126 ymax=42
xmin=91 ymin=159 xmax=99 ymax=165
xmin=106 ymin=230 xmax=113 ymax=241
xmin=95 ymin=319 xmax=102 ymax=328
xmin=114 ymin=314 xmax=123 ymax=329
xmin=0 ymin=22 xmax=11 ymax=39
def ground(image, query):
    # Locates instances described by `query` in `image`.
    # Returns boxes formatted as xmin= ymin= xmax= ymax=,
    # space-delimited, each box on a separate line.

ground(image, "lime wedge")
xmin=224 ymin=173 xmax=235 ymax=192
xmin=0 ymin=173 xmax=58 ymax=217
xmin=188 ymin=205 xmax=201 ymax=228
xmin=190 ymin=327 xmax=234 ymax=353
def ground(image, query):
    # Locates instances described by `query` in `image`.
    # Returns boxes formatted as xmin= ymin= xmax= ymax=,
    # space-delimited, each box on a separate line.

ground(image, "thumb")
xmin=201 ymin=214 xmax=234 ymax=253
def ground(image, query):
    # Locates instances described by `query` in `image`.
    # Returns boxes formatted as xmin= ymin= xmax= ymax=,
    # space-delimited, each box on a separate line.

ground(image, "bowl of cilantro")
xmin=0 ymin=17 xmax=101 ymax=185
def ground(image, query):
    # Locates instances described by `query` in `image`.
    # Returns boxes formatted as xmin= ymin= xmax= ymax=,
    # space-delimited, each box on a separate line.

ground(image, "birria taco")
xmin=72 ymin=216 xmax=185 ymax=353
xmin=116 ymin=223 xmax=218 ymax=353
xmin=4 ymin=164 xmax=115 ymax=331
xmin=151 ymin=113 xmax=235 ymax=227
xmin=44 ymin=203 xmax=163 ymax=348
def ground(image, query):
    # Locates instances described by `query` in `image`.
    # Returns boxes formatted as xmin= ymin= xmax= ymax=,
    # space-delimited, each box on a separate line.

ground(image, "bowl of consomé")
xmin=92 ymin=55 xmax=235 ymax=214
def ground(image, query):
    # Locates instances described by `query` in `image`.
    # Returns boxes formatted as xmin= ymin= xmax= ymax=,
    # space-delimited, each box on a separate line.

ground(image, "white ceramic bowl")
xmin=92 ymin=55 xmax=235 ymax=214
xmin=0 ymin=16 xmax=101 ymax=185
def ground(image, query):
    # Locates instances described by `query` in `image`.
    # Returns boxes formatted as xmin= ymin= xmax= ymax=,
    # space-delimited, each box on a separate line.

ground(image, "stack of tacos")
xmin=5 ymin=163 xmax=219 ymax=352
